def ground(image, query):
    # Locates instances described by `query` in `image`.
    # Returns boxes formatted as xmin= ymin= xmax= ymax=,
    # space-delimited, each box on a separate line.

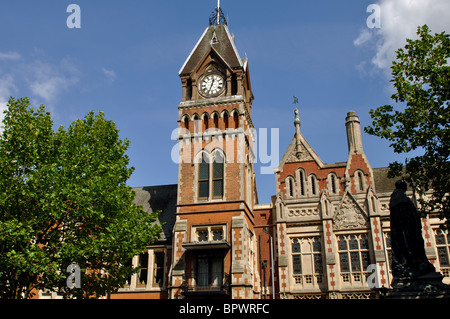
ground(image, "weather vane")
xmin=293 ymin=95 xmax=299 ymax=107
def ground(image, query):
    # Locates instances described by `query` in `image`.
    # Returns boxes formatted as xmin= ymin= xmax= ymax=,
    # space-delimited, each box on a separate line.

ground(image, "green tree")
xmin=0 ymin=97 xmax=162 ymax=299
xmin=365 ymin=25 xmax=450 ymax=229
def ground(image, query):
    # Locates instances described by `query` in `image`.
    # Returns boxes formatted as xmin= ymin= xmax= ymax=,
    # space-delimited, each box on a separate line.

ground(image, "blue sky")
xmin=0 ymin=0 xmax=448 ymax=204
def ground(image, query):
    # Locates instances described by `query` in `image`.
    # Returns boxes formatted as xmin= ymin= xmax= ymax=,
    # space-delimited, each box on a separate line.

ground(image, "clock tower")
xmin=169 ymin=5 xmax=260 ymax=299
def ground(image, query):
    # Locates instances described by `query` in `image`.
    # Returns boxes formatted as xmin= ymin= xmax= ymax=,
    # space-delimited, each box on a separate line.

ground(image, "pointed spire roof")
xmin=179 ymin=24 xmax=243 ymax=75
xmin=276 ymin=108 xmax=325 ymax=171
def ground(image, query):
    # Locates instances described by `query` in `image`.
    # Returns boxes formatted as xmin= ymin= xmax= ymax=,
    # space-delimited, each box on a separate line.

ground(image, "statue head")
xmin=395 ymin=180 xmax=407 ymax=191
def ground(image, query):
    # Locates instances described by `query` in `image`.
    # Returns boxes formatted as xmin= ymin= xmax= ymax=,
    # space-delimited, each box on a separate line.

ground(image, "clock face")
xmin=199 ymin=73 xmax=225 ymax=97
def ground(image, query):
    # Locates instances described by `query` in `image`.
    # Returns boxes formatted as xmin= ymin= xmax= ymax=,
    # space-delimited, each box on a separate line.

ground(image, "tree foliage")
xmin=365 ymin=25 xmax=450 ymax=229
xmin=0 ymin=97 xmax=162 ymax=298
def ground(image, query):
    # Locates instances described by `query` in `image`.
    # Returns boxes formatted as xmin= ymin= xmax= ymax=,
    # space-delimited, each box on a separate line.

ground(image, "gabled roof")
xmin=276 ymin=132 xmax=326 ymax=172
xmin=179 ymin=24 xmax=243 ymax=75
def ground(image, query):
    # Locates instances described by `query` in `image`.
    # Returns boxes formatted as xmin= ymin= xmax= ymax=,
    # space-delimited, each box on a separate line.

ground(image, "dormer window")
xmin=211 ymin=31 xmax=218 ymax=45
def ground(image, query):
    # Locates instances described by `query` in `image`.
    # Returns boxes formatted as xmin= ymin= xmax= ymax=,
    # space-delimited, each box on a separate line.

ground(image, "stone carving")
xmin=333 ymin=195 xmax=368 ymax=230
xmin=285 ymin=143 xmax=314 ymax=163
xmin=288 ymin=208 xmax=319 ymax=217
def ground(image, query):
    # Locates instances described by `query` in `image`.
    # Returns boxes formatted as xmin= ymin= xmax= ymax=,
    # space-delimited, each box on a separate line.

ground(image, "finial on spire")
xmin=293 ymin=96 xmax=300 ymax=126
xmin=217 ymin=0 xmax=220 ymax=25
xmin=209 ymin=0 xmax=227 ymax=25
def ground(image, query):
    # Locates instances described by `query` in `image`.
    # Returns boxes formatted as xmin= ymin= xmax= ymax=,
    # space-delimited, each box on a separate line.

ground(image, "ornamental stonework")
xmin=288 ymin=208 xmax=319 ymax=217
xmin=286 ymin=144 xmax=314 ymax=163
xmin=333 ymin=196 xmax=368 ymax=230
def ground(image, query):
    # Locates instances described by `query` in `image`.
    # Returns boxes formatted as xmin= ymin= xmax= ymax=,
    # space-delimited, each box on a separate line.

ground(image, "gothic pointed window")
xmin=285 ymin=177 xmax=294 ymax=198
xmin=203 ymin=114 xmax=209 ymax=131
xmin=298 ymin=170 xmax=305 ymax=196
xmin=213 ymin=152 xmax=224 ymax=198
xmin=198 ymin=153 xmax=210 ymax=199
xmin=183 ymin=116 xmax=189 ymax=132
xmin=329 ymin=173 xmax=338 ymax=194
xmin=193 ymin=115 xmax=200 ymax=133
xmin=310 ymin=175 xmax=318 ymax=196
xmin=197 ymin=151 xmax=225 ymax=200
xmin=289 ymin=178 xmax=294 ymax=197
xmin=358 ymin=171 xmax=365 ymax=191
xmin=213 ymin=113 xmax=219 ymax=129
xmin=233 ymin=111 xmax=239 ymax=129
xmin=224 ymin=112 xmax=229 ymax=129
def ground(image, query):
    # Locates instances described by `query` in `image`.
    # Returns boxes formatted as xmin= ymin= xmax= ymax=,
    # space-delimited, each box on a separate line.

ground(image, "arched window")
xmin=212 ymin=152 xmax=224 ymax=198
xmin=331 ymin=175 xmax=336 ymax=194
xmin=310 ymin=175 xmax=317 ymax=196
xmin=203 ymin=114 xmax=209 ymax=131
xmin=198 ymin=153 xmax=210 ymax=199
xmin=183 ymin=116 xmax=189 ymax=131
xmin=300 ymin=171 xmax=305 ymax=196
xmin=297 ymin=169 xmax=305 ymax=196
xmin=223 ymin=112 xmax=229 ymax=129
xmin=286 ymin=176 xmax=295 ymax=198
xmin=233 ymin=111 xmax=239 ymax=129
xmin=213 ymin=113 xmax=219 ymax=129
xmin=357 ymin=171 xmax=365 ymax=191
xmin=328 ymin=173 xmax=338 ymax=194
xmin=197 ymin=150 xmax=225 ymax=200
xmin=193 ymin=115 xmax=200 ymax=133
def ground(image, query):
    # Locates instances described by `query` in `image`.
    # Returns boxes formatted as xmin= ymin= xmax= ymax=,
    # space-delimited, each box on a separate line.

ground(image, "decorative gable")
xmin=333 ymin=191 xmax=368 ymax=230
xmin=285 ymin=140 xmax=314 ymax=163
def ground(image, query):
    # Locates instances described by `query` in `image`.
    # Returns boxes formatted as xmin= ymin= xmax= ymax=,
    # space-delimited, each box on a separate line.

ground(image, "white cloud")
xmin=355 ymin=0 xmax=450 ymax=71
xmin=354 ymin=29 xmax=373 ymax=47
xmin=25 ymin=59 xmax=79 ymax=105
xmin=101 ymin=67 xmax=117 ymax=82
xmin=0 ymin=51 xmax=21 ymax=61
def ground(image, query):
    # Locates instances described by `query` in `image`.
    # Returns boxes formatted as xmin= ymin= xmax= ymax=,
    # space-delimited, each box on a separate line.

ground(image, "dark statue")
xmin=388 ymin=180 xmax=449 ymax=295
xmin=389 ymin=180 xmax=435 ymax=280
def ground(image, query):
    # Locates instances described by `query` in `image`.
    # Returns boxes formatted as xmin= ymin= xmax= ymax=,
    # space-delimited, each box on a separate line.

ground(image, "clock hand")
xmin=209 ymin=78 xmax=215 ymax=91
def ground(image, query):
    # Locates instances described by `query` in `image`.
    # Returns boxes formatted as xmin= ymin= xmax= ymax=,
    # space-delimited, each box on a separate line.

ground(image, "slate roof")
xmin=179 ymin=24 xmax=243 ymax=75
xmin=132 ymin=184 xmax=177 ymax=245
xmin=372 ymin=167 xmax=397 ymax=194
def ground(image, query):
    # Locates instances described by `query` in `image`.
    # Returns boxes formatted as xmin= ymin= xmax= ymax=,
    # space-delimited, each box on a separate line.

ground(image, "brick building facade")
xmin=38 ymin=6 xmax=450 ymax=300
